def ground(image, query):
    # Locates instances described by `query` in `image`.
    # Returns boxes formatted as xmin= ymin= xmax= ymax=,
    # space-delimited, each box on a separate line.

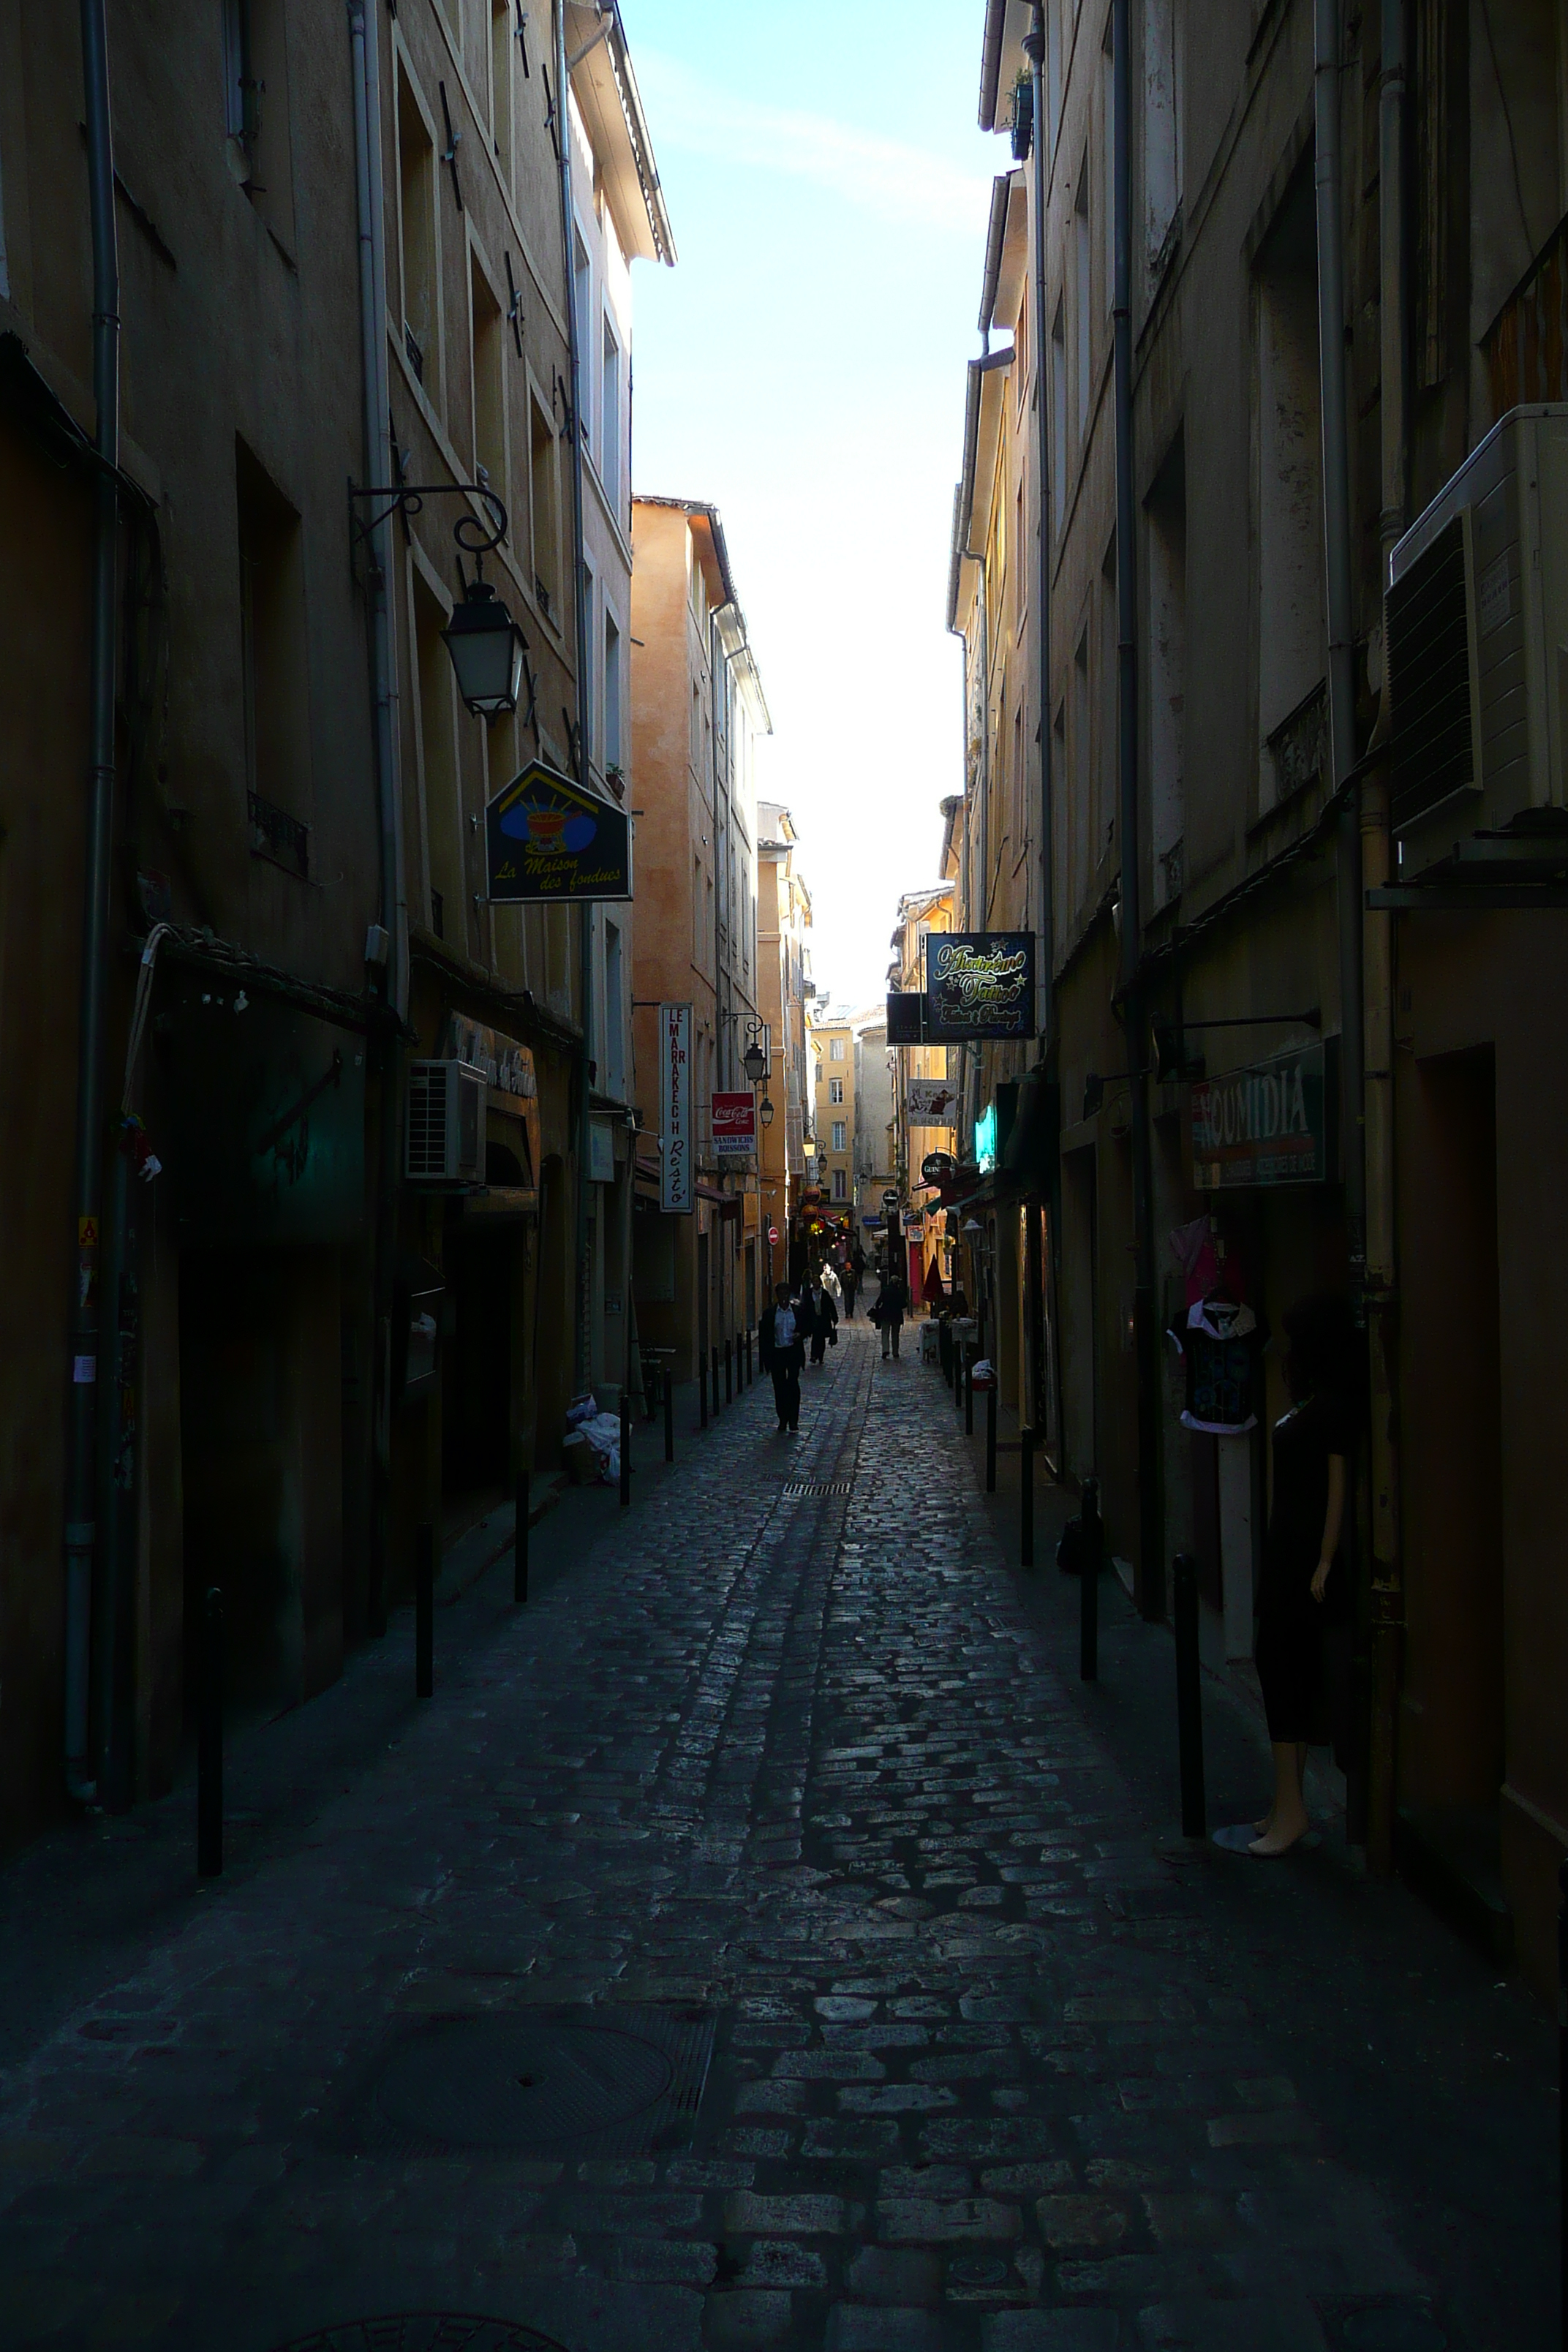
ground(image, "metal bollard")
xmin=1081 ymin=1474 xmax=1101 ymax=1684
xmin=415 ymin=1521 xmax=434 ymax=1699
xmin=985 ymin=1380 xmax=998 ymax=1493
xmin=699 ymin=1350 xmax=709 ymax=1428
xmin=1172 ymin=1553 xmax=1207 ymax=1837
xmin=197 ymin=1586 xmax=223 ymax=1878
xmin=663 ymin=1364 xmax=675 ymax=1463
xmin=964 ymin=1350 xmax=974 ymax=1437
xmin=725 ymin=1338 xmax=734 ymax=1405
xmin=1020 ymin=1426 xmax=1034 ymax=1569
xmin=514 ymin=1468 xmax=529 ymax=1605
xmin=619 ymin=1387 xmax=631 ymax=1507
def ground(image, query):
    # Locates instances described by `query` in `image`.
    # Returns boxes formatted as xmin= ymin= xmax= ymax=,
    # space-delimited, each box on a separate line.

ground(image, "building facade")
xmin=755 ymin=802 xmax=815 ymax=1289
xmin=629 ymin=497 xmax=769 ymax=1379
xmin=954 ymin=0 xmax=1568 ymax=1988
xmin=810 ymin=1008 xmax=856 ymax=1213
xmin=888 ymin=884 xmax=958 ymax=1300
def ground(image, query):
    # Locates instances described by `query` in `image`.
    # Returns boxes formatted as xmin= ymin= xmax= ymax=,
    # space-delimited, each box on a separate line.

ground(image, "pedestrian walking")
xmin=808 ymin=1275 xmax=838 ymax=1365
xmin=758 ymin=1281 xmax=804 ymax=1434
xmin=878 ymin=1268 xmax=908 ymax=1361
xmin=841 ymin=1262 xmax=859 ymax=1319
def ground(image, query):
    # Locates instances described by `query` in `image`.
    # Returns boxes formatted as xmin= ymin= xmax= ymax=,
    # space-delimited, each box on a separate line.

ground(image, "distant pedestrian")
xmin=878 ymin=1269 xmax=908 ymax=1361
xmin=808 ymin=1277 xmax=838 ymax=1365
xmin=842 ymin=1262 xmax=859 ymax=1319
xmin=758 ymin=1281 xmax=804 ymax=1434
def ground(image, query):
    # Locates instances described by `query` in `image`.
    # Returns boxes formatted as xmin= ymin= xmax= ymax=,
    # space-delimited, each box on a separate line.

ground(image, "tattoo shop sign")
xmin=1190 ymin=1041 xmax=1336 ymax=1190
xmin=925 ymin=933 xmax=1034 ymax=1041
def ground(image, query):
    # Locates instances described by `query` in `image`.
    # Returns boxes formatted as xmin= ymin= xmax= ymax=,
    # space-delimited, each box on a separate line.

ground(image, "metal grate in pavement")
xmin=274 ymin=2323 xmax=568 ymax=2352
xmin=342 ymin=2005 xmax=715 ymax=2159
xmin=782 ymin=1480 xmax=853 ymax=1497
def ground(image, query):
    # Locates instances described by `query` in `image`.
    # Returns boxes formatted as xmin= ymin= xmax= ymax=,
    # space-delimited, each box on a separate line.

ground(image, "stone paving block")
xmin=841 ymin=2084 xmax=957 ymax=2114
xmin=1134 ymin=2298 xmax=1330 ymax=2351
xmin=739 ymin=2239 xmax=829 ymax=2288
xmin=982 ymin=2316 xmax=1123 ymax=2350
xmin=843 ymin=2244 xmax=943 ymax=2305
xmin=723 ymin=2190 xmax=846 ymax=2236
xmin=824 ymin=2307 xmax=946 ymax=2352
xmin=1036 ymin=2194 xmax=1131 ymax=2247
xmin=876 ymin=2195 xmax=1022 ymax=2242
xmin=705 ymin=2288 xmax=794 ymax=2347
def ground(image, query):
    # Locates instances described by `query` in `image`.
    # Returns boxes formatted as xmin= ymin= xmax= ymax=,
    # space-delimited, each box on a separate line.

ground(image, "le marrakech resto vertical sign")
xmin=660 ymin=1003 xmax=693 ymax=1213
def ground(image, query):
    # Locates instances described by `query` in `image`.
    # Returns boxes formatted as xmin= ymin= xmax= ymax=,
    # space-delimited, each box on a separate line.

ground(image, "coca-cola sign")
xmin=1190 ymin=1042 xmax=1336 ymax=1190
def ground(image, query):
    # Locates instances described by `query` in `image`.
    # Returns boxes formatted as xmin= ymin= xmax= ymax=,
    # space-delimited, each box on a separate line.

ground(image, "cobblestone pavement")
xmin=0 ymin=1322 xmax=1554 ymax=2351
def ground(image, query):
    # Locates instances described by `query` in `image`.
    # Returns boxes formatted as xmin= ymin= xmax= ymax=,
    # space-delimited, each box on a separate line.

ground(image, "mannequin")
xmin=1248 ymin=1295 xmax=1355 ymax=1856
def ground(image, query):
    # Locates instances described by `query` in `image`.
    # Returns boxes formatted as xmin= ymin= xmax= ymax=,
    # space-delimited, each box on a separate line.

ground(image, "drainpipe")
xmin=349 ymin=0 xmax=407 ymax=1633
xmin=64 ymin=0 xmax=121 ymax=1803
xmin=1361 ymin=0 xmax=1409 ymax=1873
xmin=555 ymin=0 xmax=594 ymax=1392
xmin=1112 ymin=0 xmax=1161 ymax=1615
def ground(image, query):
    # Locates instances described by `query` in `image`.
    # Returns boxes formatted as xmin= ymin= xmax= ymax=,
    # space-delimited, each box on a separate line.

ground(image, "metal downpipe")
xmin=1112 ymin=0 xmax=1161 ymax=1614
xmin=1025 ymin=3 xmax=1055 ymax=1049
xmin=64 ymin=0 xmax=122 ymax=1803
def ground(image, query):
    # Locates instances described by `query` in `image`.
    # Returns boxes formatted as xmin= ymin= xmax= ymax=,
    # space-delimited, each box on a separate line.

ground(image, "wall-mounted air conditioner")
xmin=1387 ymin=404 xmax=1568 ymax=878
xmin=405 ymin=1059 xmax=485 ymax=1184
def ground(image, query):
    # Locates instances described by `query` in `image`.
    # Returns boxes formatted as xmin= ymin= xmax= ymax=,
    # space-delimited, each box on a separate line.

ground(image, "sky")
xmin=620 ymin=0 xmax=1006 ymax=1012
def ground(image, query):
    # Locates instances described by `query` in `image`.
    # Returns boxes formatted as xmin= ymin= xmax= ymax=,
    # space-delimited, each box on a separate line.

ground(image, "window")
xmin=236 ymin=439 xmax=310 ymax=877
xmin=471 ymin=255 xmax=504 ymax=498
xmin=1102 ymin=37 xmax=1115 ymax=314
xmin=603 ymin=611 xmax=623 ymax=771
xmin=573 ymin=233 xmax=591 ymax=382
xmin=1148 ymin=431 xmax=1186 ymax=905
xmin=223 ymin=0 xmax=294 ymax=243
xmin=1099 ymin=535 xmax=1117 ymax=864
xmin=690 ymin=681 xmax=701 ymax=769
xmin=413 ymin=567 xmax=463 ymax=943
xmin=1072 ymin=627 xmax=1090 ymax=905
xmin=1047 ymin=0 xmax=1061 ymax=157
xmin=529 ymin=394 xmax=559 ymax=616
xmin=581 ymin=561 xmax=595 ymax=764
xmin=829 ymin=1036 xmax=845 ymax=1062
xmin=1255 ymin=165 xmax=1325 ymax=813
xmin=1051 ymin=298 xmax=1067 ymax=524
xmin=490 ymin=0 xmax=513 ymax=186
xmin=829 ymin=1077 xmax=844 ymax=1104
xmin=693 ymin=855 xmax=703 ymax=967
xmin=397 ymin=67 xmax=437 ymax=391
xmin=604 ymin=919 xmax=625 ymax=1099
xmin=832 ymin=1122 xmax=847 ymax=1153
xmin=1145 ymin=0 xmax=1183 ymax=268
xmin=833 ymin=1168 xmax=848 ymax=1202
xmin=1075 ymin=160 xmax=1092 ymax=438
xmin=601 ymin=318 xmax=622 ymax=518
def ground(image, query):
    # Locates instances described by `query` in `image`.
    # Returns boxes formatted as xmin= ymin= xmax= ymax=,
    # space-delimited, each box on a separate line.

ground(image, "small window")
xmin=833 ymin=1167 xmax=848 ymax=1201
xmin=1051 ymin=298 xmax=1067 ymax=524
xmin=398 ymin=69 xmax=437 ymax=391
xmin=601 ymin=318 xmax=622 ymax=518
xmin=829 ymin=1077 xmax=844 ymax=1104
xmin=529 ymin=395 xmax=559 ymax=617
xmin=223 ymin=1 xmax=294 ymax=242
xmin=1075 ymin=159 xmax=1092 ymax=438
xmin=832 ymin=1122 xmax=847 ymax=1153
xmin=471 ymin=255 xmax=504 ymax=499
xmin=603 ymin=611 xmax=623 ymax=771
xmin=829 ymin=1036 xmax=845 ymax=1061
xmin=490 ymin=0 xmax=513 ymax=185
xmin=236 ymin=437 xmax=311 ymax=877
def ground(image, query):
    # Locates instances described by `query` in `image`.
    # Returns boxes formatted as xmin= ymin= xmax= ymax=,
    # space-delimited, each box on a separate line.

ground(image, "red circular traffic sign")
xmin=768 ymin=1226 xmax=780 ymax=1245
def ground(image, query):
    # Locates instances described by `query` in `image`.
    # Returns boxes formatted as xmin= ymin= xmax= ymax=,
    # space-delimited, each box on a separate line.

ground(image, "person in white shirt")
xmin=758 ymin=1281 xmax=804 ymax=1433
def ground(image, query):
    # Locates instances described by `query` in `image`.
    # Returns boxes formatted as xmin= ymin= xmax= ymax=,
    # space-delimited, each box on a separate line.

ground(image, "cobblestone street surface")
xmin=0 ymin=1323 xmax=1554 ymax=2351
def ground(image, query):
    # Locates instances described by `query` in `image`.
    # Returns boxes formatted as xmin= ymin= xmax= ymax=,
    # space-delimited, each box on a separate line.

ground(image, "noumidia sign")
xmin=1189 ymin=1041 xmax=1338 ymax=1190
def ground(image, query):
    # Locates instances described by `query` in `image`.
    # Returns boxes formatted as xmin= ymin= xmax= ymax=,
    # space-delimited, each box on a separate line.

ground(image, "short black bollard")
xmin=964 ymin=1350 xmax=974 ymax=1438
xmin=663 ymin=1364 xmax=675 ymax=1463
xmin=1558 ymin=1857 xmax=1567 ymax=2343
xmin=514 ymin=1468 xmax=529 ymax=1605
xmin=197 ymin=1586 xmax=223 ymax=1878
xmin=1172 ymin=1552 xmax=1206 ymax=1837
xmin=699 ymin=1350 xmax=709 ymax=1428
xmin=619 ymin=1387 xmax=631 ymax=1506
xmin=1020 ymin=1426 xmax=1035 ymax=1569
xmin=725 ymin=1338 xmax=733 ymax=1405
xmin=1081 ymin=1474 xmax=1101 ymax=1684
xmin=985 ymin=1379 xmax=998 ymax=1493
xmin=415 ymin=1521 xmax=434 ymax=1699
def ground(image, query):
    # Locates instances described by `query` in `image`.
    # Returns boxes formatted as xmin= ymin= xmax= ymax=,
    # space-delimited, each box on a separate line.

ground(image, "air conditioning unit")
xmin=1387 ymin=404 xmax=1568 ymax=878
xmin=405 ymin=1059 xmax=485 ymax=1184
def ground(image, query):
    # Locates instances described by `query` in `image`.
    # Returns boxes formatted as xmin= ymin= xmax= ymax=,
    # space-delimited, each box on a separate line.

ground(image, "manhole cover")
xmin=351 ymin=2005 xmax=715 ymax=2157
xmin=274 ymin=2320 xmax=566 ymax=2352
xmin=783 ymin=1480 xmax=852 ymax=1497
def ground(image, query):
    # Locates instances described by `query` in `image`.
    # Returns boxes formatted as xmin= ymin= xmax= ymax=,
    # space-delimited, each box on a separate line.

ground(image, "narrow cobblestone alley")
xmin=0 ymin=1323 xmax=1553 ymax=2352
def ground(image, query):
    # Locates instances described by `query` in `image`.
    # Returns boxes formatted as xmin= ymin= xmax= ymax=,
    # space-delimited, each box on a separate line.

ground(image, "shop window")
xmin=235 ymin=438 xmax=310 ymax=877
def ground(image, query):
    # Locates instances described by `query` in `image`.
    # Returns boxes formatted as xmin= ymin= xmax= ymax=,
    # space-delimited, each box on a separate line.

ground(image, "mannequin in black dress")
xmin=1250 ymin=1297 xmax=1355 ymax=1856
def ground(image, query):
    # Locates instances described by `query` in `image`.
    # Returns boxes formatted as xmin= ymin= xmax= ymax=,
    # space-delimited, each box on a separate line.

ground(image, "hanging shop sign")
xmin=659 ymin=1003 xmax=693 ymax=1213
xmin=711 ymin=1091 xmax=756 ymax=1156
xmin=485 ymin=758 xmax=632 ymax=904
xmin=442 ymin=1014 xmax=540 ymax=1186
xmin=973 ymin=1101 xmax=998 ymax=1173
xmin=886 ymin=991 xmax=927 ymax=1044
xmin=925 ymin=933 xmax=1034 ymax=1041
xmin=902 ymin=1210 xmax=924 ymax=1235
xmin=921 ymin=1149 xmax=957 ymax=1186
xmin=908 ymin=1076 xmax=962 ymax=1126
xmin=1190 ymin=1041 xmax=1338 ymax=1190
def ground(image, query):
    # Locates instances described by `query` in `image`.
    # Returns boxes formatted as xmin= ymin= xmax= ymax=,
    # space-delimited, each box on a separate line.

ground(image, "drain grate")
xmin=347 ymin=2005 xmax=715 ymax=2158
xmin=783 ymin=1480 xmax=852 ymax=1497
xmin=274 ymin=2321 xmax=567 ymax=2352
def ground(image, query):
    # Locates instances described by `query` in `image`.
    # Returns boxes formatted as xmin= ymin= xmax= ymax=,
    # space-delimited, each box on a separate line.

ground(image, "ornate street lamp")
xmin=759 ymin=1096 xmax=775 ymax=1128
xmin=742 ymin=1037 xmax=766 ymax=1085
xmin=442 ymin=577 xmax=528 ymax=719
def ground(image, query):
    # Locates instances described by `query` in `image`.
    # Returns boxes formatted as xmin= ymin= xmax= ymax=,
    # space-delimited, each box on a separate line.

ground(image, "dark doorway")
xmin=441 ymin=1226 xmax=513 ymax=1511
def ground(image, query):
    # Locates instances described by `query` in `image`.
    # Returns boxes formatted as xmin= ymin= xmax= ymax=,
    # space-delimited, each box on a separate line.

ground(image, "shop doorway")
xmin=1061 ymin=1147 xmax=1098 ymax=1485
xmin=441 ymin=1224 xmax=514 ymax=1531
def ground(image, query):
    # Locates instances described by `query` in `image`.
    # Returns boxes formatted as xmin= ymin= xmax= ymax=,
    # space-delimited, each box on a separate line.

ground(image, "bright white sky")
xmin=622 ymin=0 xmax=1006 ymax=1011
